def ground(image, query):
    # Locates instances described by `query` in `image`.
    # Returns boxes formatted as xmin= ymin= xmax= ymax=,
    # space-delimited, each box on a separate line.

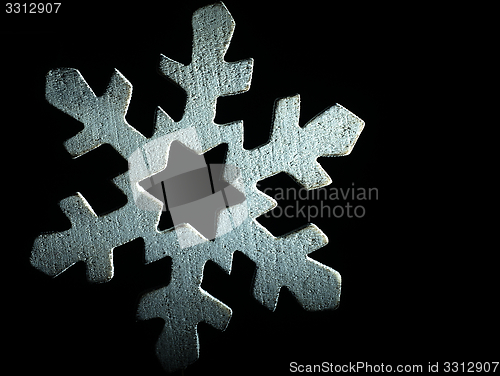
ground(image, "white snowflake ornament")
xmin=31 ymin=3 xmax=364 ymax=372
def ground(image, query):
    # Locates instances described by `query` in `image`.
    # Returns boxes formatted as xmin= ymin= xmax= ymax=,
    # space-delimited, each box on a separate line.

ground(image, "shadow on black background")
xmin=4 ymin=1 xmax=496 ymax=375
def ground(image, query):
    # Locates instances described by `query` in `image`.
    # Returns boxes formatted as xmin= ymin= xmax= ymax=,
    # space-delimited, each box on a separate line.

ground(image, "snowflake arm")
xmin=224 ymin=95 xmax=364 ymax=218
xmin=46 ymin=68 xmax=146 ymax=159
xmin=31 ymin=174 xmax=163 ymax=283
xmin=137 ymin=251 xmax=231 ymax=373
xmin=159 ymin=3 xmax=253 ymax=126
xmin=266 ymin=95 xmax=364 ymax=187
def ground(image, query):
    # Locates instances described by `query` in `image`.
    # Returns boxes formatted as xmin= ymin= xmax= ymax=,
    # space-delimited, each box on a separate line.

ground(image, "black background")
xmin=4 ymin=1 xmax=496 ymax=375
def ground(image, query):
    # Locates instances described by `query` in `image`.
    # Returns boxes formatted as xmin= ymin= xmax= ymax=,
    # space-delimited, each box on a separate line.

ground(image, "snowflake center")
xmin=139 ymin=141 xmax=245 ymax=239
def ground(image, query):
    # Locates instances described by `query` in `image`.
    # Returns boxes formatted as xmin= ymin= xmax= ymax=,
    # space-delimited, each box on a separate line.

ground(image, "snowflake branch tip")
xmin=191 ymin=2 xmax=235 ymax=61
xmin=248 ymin=224 xmax=337 ymax=312
xmin=31 ymin=193 xmax=114 ymax=283
xmin=137 ymin=266 xmax=232 ymax=372
xmin=46 ymin=68 xmax=146 ymax=159
xmin=158 ymin=2 xmax=253 ymax=123
xmin=246 ymin=95 xmax=364 ymax=190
